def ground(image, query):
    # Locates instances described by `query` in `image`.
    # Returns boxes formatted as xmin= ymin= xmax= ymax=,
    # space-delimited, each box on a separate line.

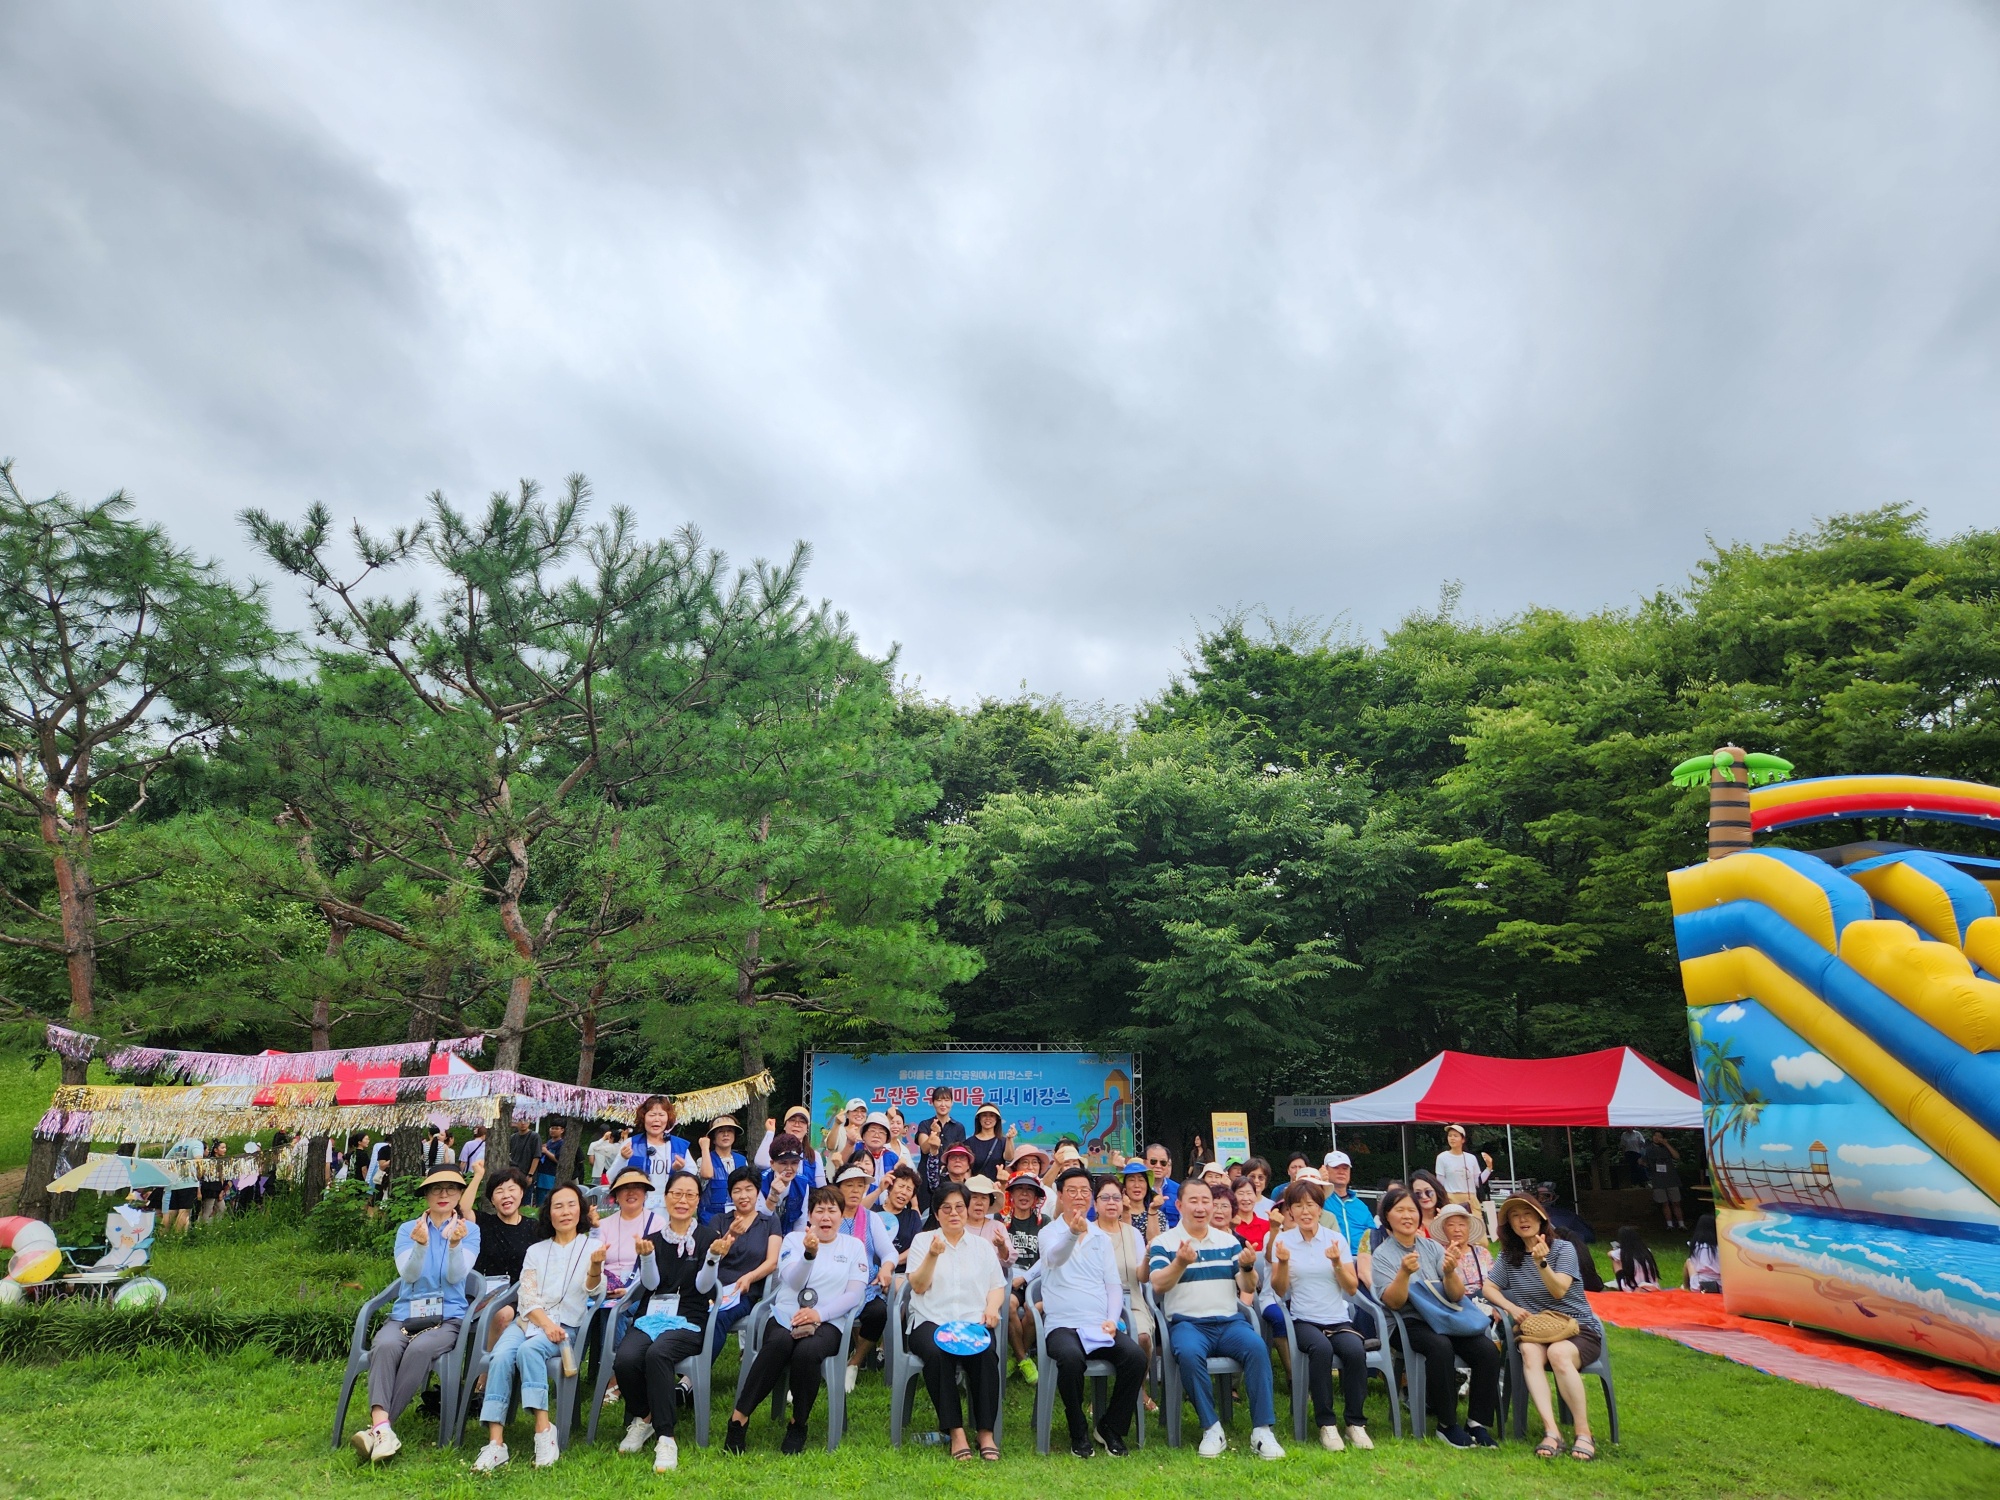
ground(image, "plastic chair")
xmin=582 ymin=1279 xmax=647 ymax=1444
xmin=884 ymin=1277 xmax=1008 ymax=1448
xmin=729 ymin=1300 xmax=858 ymax=1452
xmin=450 ymin=1280 xmax=521 ymax=1445
xmin=1024 ymin=1269 xmax=1144 ymax=1454
xmin=329 ymin=1272 xmax=487 ymax=1450
xmin=1267 ymin=1288 xmax=1403 ymax=1442
xmin=1501 ymin=1313 xmax=1619 ymax=1444
xmin=581 ymin=1275 xmax=767 ymax=1449
xmin=1378 ymin=1295 xmax=1502 ymax=1442
xmin=1142 ymin=1284 xmax=1251 ymax=1448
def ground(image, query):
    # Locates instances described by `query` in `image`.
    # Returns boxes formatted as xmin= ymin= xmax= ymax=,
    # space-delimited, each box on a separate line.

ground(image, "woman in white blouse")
xmin=1433 ymin=1125 xmax=1492 ymax=1233
xmin=723 ymin=1186 xmax=870 ymax=1455
xmin=906 ymin=1182 xmax=1006 ymax=1461
xmin=472 ymin=1183 xmax=603 ymax=1472
xmin=1268 ymin=1182 xmax=1372 ymax=1452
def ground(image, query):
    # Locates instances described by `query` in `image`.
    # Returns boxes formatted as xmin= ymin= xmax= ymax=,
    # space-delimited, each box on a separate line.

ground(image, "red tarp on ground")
xmin=1325 ymin=1047 xmax=1702 ymax=1129
xmin=1591 ymin=1289 xmax=2000 ymax=1444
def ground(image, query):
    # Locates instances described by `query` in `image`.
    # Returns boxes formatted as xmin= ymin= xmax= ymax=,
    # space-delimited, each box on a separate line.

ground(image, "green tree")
xmin=0 ymin=462 xmax=279 ymax=1215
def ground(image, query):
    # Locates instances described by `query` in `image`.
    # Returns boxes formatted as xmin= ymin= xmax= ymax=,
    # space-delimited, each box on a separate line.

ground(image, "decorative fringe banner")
xmin=44 ymin=1025 xmax=488 ymax=1081
xmin=33 ymin=1069 xmax=776 ymax=1144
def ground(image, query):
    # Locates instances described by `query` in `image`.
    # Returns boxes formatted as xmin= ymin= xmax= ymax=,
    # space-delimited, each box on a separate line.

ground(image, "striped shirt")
xmin=1147 ymin=1225 xmax=1244 ymax=1320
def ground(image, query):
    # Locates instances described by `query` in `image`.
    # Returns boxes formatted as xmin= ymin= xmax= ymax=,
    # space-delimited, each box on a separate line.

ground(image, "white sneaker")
xmin=1197 ymin=1422 xmax=1227 ymax=1458
xmin=471 ymin=1441 xmax=510 ymax=1473
xmin=369 ymin=1425 xmax=402 ymax=1463
xmin=532 ymin=1428 xmax=560 ymax=1468
xmin=1319 ymin=1424 xmax=1345 ymax=1452
xmin=844 ymin=1362 xmax=859 ymax=1394
xmin=654 ymin=1436 xmax=678 ymax=1472
xmin=617 ymin=1417 xmax=655 ymax=1454
xmin=1346 ymin=1424 xmax=1374 ymax=1450
xmin=1251 ymin=1426 xmax=1286 ymax=1460
xmin=347 ymin=1426 xmax=378 ymax=1461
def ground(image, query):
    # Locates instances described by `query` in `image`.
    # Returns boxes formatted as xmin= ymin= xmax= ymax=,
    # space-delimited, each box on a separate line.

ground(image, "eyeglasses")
xmin=1413 ymin=1186 xmax=1436 ymax=1200
xmin=1146 ymin=1157 xmax=1170 ymax=1168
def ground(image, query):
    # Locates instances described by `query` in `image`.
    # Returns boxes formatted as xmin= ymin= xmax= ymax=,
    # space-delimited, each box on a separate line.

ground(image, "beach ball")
xmin=113 ymin=1278 xmax=167 ymax=1310
xmin=0 ymin=1279 xmax=21 ymax=1305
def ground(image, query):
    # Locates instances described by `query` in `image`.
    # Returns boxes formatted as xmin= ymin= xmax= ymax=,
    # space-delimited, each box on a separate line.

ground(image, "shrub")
xmin=0 ymin=1303 xmax=351 ymax=1363
xmin=304 ymin=1179 xmax=424 ymax=1255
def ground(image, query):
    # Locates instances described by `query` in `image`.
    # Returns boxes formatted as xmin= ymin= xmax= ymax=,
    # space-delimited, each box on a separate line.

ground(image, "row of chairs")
xmin=331 ymin=1267 xmax=1617 ymax=1455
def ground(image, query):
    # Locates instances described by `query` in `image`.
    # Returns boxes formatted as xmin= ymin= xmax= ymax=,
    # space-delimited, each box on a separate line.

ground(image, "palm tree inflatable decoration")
xmin=1670 ymin=746 xmax=1794 ymax=860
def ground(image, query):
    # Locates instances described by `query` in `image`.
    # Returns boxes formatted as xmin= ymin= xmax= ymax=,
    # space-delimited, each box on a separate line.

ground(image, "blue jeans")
xmin=709 ymin=1293 xmax=757 ymax=1360
xmin=478 ymin=1319 xmax=576 ymax=1424
xmin=1169 ymin=1314 xmax=1276 ymax=1430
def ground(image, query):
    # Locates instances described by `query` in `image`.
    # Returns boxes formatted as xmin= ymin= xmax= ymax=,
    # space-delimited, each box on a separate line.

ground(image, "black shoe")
xmin=676 ymin=1376 xmax=694 ymax=1405
xmin=1440 ymin=1424 xmax=1475 ymax=1449
xmin=1095 ymin=1422 xmax=1129 ymax=1457
xmin=1070 ymin=1435 xmax=1095 ymax=1459
xmin=722 ymin=1419 xmax=748 ymax=1455
xmin=780 ymin=1423 xmax=809 ymax=1456
xmin=1468 ymin=1423 xmax=1498 ymax=1449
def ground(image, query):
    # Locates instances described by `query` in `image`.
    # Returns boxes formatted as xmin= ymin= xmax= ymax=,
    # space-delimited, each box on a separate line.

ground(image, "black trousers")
xmin=855 ymin=1297 xmax=889 ymax=1344
xmin=1294 ymin=1320 xmax=1369 ymax=1427
xmin=908 ymin=1321 xmax=1000 ymax=1435
xmin=1046 ymin=1326 xmax=1145 ymax=1444
xmin=1400 ymin=1319 xmax=1501 ymax=1431
xmin=613 ymin=1325 xmax=707 ymax=1435
xmin=735 ymin=1316 xmax=843 ymax=1427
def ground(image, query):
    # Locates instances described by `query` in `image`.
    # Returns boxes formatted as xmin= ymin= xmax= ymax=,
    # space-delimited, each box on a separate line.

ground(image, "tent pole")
xmin=1506 ymin=1125 xmax=1515 ymax=1183
xmin=1566 ymin=1126 xmax=1580 ymax=1205
xmin=1400 ymin=1124 xmax=1409 ymax=1182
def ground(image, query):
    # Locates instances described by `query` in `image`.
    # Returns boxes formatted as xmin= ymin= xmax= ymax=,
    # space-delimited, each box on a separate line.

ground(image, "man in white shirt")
xmin=1146 ymin=1178 xmax=1285 ymax=1459
xmin=1037 ymin=1167 xmax=1146 ymax=1457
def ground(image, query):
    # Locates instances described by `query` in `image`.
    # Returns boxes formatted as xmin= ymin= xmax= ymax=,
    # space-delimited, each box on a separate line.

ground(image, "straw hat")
xmin=419 ymin=1167 xmax=466 ymax=1191
xmin=1497 ymin=1192 xmax=1549 ymax=1229
xmin=608 ymin=1167 xmax=653 ymax=1195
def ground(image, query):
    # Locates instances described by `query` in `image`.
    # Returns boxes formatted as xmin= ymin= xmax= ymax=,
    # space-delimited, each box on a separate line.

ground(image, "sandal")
xmin=951 ymin=1443 xmax=974 ymax=1462
xmin=1571 ymin=1436 xmax=1597 ymax=1462
xmin=1536 ymin=1434 xmax=1565 ymax=1459
xmin=980 ymin=1442 xmax=1001 ymax=1461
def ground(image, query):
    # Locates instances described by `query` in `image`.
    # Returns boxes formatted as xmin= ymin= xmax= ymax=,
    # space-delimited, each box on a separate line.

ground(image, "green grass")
xmin=0 ymin=1053 xmax=70 ymax=1176
xmin=0 ymin=1328 xmax=1992 ymax=1499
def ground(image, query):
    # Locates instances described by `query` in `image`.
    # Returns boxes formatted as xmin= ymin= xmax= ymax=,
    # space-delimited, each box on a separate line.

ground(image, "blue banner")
xmin=806 ymin=1051 xmax=1137 ymax=1167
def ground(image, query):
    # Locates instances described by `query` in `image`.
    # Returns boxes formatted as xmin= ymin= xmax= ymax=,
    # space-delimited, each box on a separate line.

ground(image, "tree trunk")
xmin=388 ymin=1050 xmax=435 ymax=1187
xmin=1707 ymin=745 xmax=1753 ymax=860
xmin=312 ymin=917 xmax=349 ymax=1050
xmin=302 ymin=1134 xmax=330 ymax=1210
xmin=21 ymin=792 xmax=99 ymax=1220
xmin=408 ymin=952 xmax=449 ymax=1044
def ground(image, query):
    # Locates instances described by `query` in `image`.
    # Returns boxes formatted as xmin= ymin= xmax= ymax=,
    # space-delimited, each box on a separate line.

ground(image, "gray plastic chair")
xmin=450 ymin=1280 xmax=521 ymax=1445
xmin=1378 ymin=1295 xmax=1503 ymax=1442
xmin=1268 ymin=1286 xmax=1403 ymax=1441
xmin=1501 ymin=1313 xmax=1619 ymax=1444
xmin=329 ymin=1272 xmax=488 ymax=1451
xmin=729 ymin=1301 xmax=858 ymax=1452
xmin=1024 ymin=1268 xmax=1144 ymax=1454
xmin=1142 ymin=1283 xmax=1250 ymax=1448
xmin=582 ymin=1275 xmax=773 ymax=1448
xmin=884 ymin=1276 xmax=1008 ymax=1448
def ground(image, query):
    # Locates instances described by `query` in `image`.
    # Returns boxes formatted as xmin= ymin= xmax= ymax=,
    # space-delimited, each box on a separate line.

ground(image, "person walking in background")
xmin=1433 ymin=1126 xmax=1492 ymax=1234
xmin=1643 ymin=1132 xmax=1686 ymax=1230
xmin=533 ymin=1123 xmax=564 ymax=1209
xmin=586 ymin=1126 xmax=621 ymax=1188
xmin=1620 ymin=1127 xmax=1648 ymax=1189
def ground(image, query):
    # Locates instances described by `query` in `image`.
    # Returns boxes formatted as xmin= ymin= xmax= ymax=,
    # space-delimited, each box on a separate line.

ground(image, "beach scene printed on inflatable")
xmin=1673 ymin=771 xmax=2000 ymax=1374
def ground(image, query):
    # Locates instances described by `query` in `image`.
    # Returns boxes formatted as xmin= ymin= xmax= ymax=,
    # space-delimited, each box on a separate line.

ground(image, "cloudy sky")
xmin=4 ymin=3 xmax=1997 ymax=707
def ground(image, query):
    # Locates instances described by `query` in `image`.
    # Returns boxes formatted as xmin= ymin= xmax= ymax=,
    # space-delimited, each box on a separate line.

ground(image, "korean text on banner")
xmin=1210 ymin=1111 xmax=1250 ymax=1165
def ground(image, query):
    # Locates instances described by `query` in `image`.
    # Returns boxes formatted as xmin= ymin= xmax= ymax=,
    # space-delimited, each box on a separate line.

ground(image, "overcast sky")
xmin=4 ymin=3 xmax=1997 ymax=708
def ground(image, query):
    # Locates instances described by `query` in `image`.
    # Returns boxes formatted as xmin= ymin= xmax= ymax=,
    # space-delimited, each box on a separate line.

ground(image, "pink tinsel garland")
xmin=45 ymin=1024 xmax=487 ymax=1081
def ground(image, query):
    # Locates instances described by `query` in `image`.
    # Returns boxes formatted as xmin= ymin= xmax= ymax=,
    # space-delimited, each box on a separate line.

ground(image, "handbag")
xmin=1407 ymin=1276 xmax=1491 ymax=1338
xmin=1515 ymin=1310 xmax=1582 ymax=1344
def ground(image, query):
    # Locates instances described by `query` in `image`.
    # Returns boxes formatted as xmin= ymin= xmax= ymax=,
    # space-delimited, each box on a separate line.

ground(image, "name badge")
xmin=647 ymin=1294 xmax=679 ymax=1320
xmin=716 ymin=1282 xmax=742 ymax=1314
xmin=410 ymin=1295 xmax=444 ymax=1321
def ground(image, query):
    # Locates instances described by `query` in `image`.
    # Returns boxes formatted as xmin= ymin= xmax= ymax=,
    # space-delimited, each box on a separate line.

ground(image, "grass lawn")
xmin=0 ymin=1319 xmax=1994 ymax=1499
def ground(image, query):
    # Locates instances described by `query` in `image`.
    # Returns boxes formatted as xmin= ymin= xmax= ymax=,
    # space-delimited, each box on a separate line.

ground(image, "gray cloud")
xmin=4 ymin=1 xmax=1996 ymax=706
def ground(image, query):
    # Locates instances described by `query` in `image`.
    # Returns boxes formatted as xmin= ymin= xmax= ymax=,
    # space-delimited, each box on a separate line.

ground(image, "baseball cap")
xmin=768 ymin=1133 xmax=805 ymax=1162
xmin=1122 ymin=1160 xmax=1151 ymax=1176
xmin=1322 ymin=1150 xmax=1351 ymax=1170
xmin=845 ymin=1097 xmax=867 ymax=1112
xmin=836 ymin=1164 xmax=872 ymax=1185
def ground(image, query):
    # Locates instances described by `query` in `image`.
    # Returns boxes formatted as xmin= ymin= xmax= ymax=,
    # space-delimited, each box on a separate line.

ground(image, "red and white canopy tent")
xmin=1326 ymin=1046 xmax=1703 ymax=1198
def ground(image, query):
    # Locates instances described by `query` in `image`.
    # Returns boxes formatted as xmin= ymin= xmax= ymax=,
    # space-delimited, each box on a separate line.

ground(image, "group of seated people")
xmin=345 ymin=1094 xmax=1610 ymax=1469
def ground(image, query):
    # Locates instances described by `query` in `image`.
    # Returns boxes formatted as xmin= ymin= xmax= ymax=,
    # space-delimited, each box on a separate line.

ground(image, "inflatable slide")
xmin=1672 ymin=769 xmax=2000 ymax=1374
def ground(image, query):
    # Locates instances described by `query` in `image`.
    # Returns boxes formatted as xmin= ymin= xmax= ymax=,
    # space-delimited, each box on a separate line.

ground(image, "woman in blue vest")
xmin=620 ymin=1095 xmax=692 ymax=1212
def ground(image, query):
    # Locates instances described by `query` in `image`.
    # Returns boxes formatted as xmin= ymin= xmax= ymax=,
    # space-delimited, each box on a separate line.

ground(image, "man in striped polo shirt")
xmin=1147 ymin=1178 xmax=1285 ymax=1459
